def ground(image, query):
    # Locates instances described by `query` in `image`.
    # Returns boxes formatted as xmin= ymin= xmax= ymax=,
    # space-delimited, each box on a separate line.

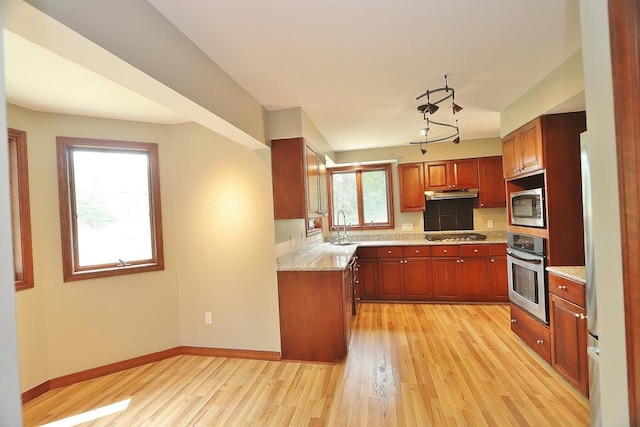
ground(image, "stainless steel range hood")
xmin=425 ymin=188 xmax=478 ymax=200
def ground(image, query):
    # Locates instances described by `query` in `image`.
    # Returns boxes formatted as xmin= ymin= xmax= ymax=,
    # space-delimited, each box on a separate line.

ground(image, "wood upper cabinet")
xmin=478 ymin=156 xmax=506 ymax=208
xmin=398 ymin=162 xmax=425 ymax=212
xmin=502 ymin=118 xmax=543 ymax=179
xmin=549 ymin=273 xmax=588 ymax=396
xmin=425 ymin=158 xmax=479 ymax=191
xmin=271 ymin=138 xmax=326 ymax=236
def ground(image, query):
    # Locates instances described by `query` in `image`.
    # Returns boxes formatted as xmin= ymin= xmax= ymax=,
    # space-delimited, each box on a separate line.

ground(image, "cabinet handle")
xmin=536 ymin=339 xmax=544 ymax=345
xmin=459 ymin=259 xmax=465 ymax=263
xmin=510 ymin=318 xmax=517 ymax=323
xmin=415 ymin=250 xmax=419 ymax=254
xmin=575 ymin=313 xmax=587 ymax=320
xmin=490 ymin=258 xmax=495 ymax=262
xmin=388 ymin=250 xmax=392 ymax=254
xmin=558 ymin=285 xmax=567 ymax=291
xmin=443 ymin=250 xmax=447 ymax=253
xmin=473 ymin=249 xmax=479 ymax=253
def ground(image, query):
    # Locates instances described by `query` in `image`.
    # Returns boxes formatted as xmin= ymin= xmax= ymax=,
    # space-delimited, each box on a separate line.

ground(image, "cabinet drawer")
xmin=377 ymin=246 xmax=403 ymax=258
xmin=430 ymin=245 xmax=459 ymax=257
xmin=490 ymin=243 xmax=507 ymax=256
xmin=358 ymin=247 xmax=378 ymax=259
xmin=459 ymin=244 xmax=489 ymax=257
xmin=510 ymin=303 xmax=551 ymax=363
xmin=548 ymin=274 xmax=585 ymax=308
xmin=403 ymin=246 xmax=431 ymax=257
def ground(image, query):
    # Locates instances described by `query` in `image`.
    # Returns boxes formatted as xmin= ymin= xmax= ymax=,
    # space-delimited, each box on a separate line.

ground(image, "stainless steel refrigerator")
xmin=581 ymin=132 xmax=601 ymax=426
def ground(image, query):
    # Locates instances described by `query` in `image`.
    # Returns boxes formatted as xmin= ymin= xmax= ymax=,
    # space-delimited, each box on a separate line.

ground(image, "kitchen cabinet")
xmin=398 ymin=162 xmax=425 ymax=212
xmin=425 ymin=158 xmax=479 ymax=191
xmin=377 ymin=246 xmax=432 ymax=300
xmin=431 ymin=245 xmax=460 ymax=300
xmin=277 ymin=261 xmax=353 ymax=362
xmin=510 ymin=302 xmax=551 ymax=363
xmin=458 ymin=245 xmax=490 ymax=300
xmin=357 ymin=247 xmax=378 ymax=300
xmin=502 ymin=119 xmax=543 ymax=179
xmin=432 ymin=244 xmax=494 ymax=301
xmin=504 ymin=112 xmax=587 ymax=267
xmin=478 ymin=156 xmax=506 ymax=208
xmin=549 ymin=273 xmax=588 ymax=396
xmin=271 ymin=138 xmax=327 ymax=236
xmin=489 ymin=244 xmax=508 ymax=301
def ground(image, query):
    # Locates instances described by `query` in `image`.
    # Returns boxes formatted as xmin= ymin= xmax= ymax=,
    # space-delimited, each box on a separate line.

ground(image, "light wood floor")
xmin=22 ymin=303 xmax=589 ymax=426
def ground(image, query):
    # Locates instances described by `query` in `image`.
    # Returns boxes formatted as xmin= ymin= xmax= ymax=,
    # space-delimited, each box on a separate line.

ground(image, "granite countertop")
xmin=546 ymin=266 xmax=586 ymax=284
xmin=277 ymin=231 xmax=507 ymax=272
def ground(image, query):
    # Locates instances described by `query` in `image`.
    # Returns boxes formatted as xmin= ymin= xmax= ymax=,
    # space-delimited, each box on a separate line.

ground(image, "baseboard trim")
xmin=22 ymin=346 xmax=282 ymax=404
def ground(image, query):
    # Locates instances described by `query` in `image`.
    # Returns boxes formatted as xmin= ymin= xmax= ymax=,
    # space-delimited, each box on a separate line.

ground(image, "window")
xmin=328 ymin=163 xmax=394 ymax=230
xmin=8 ymin=128 xmax=34 ymax=291
xmin=57 ymin=137 xmax=164 ymax=281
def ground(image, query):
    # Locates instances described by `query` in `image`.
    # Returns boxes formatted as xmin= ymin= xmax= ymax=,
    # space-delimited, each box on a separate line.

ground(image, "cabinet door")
xmin=404 ymin=258 xmax=432 ymax=300
xmin=502 ymin=134 xmax=519 ymax=178
xmin=458 ymin=257 xmax=490 ymax=300
xmin=398 ymin=163 xmax=425 ymax=212
xmin=318 ymin=156 xmax=327 ymax=215
xmin=358 ymin=258 xmax=378 ymax=300
xmin=478 ymin=156 xmax=506 ymax=208
xmin=550 ymin=294 xmax=589 ymax=396
xmin=451 ymin=158 xmax=479 ymax=189
xmin=489 ymin=254 xmax=509 ymax=302
xmin=519 ymin=119 xmax=544 ymax=174
xmin=305 ymin=144 xmax=320 ymax=215
xmin=378 ymin=258 xmax=404 ymax=300
xmin=431 ymin=257 xmax=459 ymax=300
xmin=424 ymin=161 xmax=450 ymax=190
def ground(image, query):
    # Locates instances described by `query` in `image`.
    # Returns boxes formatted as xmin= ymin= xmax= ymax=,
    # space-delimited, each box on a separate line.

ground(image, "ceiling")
xmin=4 ymin=0 xmax=583 ymax=152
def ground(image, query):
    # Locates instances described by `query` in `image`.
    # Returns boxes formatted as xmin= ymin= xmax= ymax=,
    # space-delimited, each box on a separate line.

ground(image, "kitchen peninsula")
xmin=276 ymin=231 xmax=507 ymax=362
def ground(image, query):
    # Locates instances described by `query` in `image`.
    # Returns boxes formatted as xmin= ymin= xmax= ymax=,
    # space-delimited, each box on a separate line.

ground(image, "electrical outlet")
xmin=487 ymin=220 xmax=494 ymax=229
xmin=204 ymin=312 xmax=212 ymax=324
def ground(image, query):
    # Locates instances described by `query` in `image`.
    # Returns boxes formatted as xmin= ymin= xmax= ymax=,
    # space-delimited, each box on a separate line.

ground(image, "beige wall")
xmin=9 ymin=105 xmax=280 ymax=391
xmin=168 ymin=123 xmax=280 ymax=351
xmin=500 ymin=50 xmax=585 ymax=136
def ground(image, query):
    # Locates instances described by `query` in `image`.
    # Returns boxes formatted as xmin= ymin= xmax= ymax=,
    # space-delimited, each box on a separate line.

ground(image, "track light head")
xmin=452 ymin=103 xmax=463 ymax=114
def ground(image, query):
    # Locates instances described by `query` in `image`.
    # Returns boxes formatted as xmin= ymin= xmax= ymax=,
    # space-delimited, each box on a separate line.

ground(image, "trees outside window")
xmin=57 ymin=137 xmax=164 ymax=281
xmin=328 ymin=163 xmax=394 ymax=230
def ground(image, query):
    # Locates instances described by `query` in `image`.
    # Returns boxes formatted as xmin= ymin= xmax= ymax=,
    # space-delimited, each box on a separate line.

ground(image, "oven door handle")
xmin=507 ymin=250 xmax=543 ymax=264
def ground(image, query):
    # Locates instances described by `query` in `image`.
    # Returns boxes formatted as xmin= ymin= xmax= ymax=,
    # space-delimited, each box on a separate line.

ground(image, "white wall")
xmin=579 ymin=1 xmax=629 ymax=424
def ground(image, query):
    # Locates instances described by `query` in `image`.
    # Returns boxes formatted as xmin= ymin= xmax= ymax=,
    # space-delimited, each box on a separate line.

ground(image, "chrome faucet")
xmin=336 ymin=210 xmax=349 ymax=244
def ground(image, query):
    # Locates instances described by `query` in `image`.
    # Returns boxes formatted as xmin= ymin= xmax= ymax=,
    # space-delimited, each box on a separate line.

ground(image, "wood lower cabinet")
xmin=357 ymin=243 xmax=506 ymax=302
xmin=377 ymin=246 xmax=432 ymax=300
xmin=277 ymin=266 xmax=352 ymax=363
xmin=357 ymin=248 xmax=378 ymax=300
xmin=548 ymin=273 xmax=588 ymax=396
xmin=489 ymin=244 xmax=508 ymax=301
xmin=510 ymin=303 xmax=551 ymax=363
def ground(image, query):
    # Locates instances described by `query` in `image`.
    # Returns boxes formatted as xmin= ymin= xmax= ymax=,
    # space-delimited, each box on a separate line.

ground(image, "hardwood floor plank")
xmin=22 ymin=303 xmax=589 ymax=426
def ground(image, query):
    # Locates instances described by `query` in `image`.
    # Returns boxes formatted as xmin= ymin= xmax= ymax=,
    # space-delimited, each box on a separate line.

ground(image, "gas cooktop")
xmin=425 ymin=232 xmax=487 ymax=242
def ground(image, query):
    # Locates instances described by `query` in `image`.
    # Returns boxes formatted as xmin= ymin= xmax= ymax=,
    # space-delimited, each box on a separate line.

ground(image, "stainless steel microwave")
xmin=510 ymin=188 xmax=545 ymax=227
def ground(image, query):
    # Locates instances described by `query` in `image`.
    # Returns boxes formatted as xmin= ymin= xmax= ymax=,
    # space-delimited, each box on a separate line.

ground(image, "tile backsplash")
xmin=424 ymin=198 xmax=475 ymax=231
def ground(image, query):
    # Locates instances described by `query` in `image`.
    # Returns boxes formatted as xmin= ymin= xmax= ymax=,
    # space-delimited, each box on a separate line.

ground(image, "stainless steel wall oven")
xmin=507 ymin=233 xmax=548 ymax=323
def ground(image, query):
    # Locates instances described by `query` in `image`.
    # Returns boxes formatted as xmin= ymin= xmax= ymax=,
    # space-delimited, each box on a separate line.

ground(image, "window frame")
xmin=8 ymin=128 xmax=34 ymax=291
xmin=56 ymin=137 xmax=164 ymax=282
xmin=327 ymin=163 xmax=394 ymax=230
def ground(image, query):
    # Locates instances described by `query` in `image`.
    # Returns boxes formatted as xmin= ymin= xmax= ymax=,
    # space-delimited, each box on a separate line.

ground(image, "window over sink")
xmin=327 ymin=163 xmax=394 ymax=230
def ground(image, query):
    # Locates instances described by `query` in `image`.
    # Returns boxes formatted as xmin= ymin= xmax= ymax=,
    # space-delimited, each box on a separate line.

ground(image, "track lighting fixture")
xmin=411 ymin=75 xmax=462 ymax=154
